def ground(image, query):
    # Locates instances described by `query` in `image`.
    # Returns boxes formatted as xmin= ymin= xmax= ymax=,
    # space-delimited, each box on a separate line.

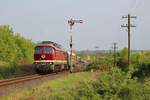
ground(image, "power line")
xmin=128 ymin=0 xmax=139 ymax=13
xmin=129 ymin=0 xmax=148 ymax=14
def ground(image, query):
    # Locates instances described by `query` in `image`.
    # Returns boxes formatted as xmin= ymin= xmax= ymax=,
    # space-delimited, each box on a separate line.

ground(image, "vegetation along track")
xmin=0 ymin=71 xmax=69 ymax=87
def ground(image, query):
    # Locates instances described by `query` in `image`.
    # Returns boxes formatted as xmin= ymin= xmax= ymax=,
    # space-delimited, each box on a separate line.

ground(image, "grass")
xmin=1 ymin=71 xmax=100 ymax=100
xmin=0 ymin=60 xmax=35 ymax=79
xmin=48 ymin=72 xmax=91 ymax=89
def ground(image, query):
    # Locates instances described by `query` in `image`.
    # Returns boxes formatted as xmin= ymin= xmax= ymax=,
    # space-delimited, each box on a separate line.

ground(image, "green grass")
xmin=0 ymin=60 xmax=35 ymax=79
xmin=48 ymin=72 xmax=91 ymax=89
xmin=1 ymin=72 xmax=99 ymax=100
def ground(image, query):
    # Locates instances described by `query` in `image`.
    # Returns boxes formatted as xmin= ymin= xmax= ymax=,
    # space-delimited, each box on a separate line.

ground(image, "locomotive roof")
xmin=36 ymin=41 xmax=67 ymax=52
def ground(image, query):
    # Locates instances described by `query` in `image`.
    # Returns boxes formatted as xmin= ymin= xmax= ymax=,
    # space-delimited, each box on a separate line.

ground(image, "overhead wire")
xmin=127 ymin=0 xmax=149 ymax=50
xmin=128 ymin=0 xmax=148 ymax=14
xmin=128 ymin=0 xmax=139 ymax=13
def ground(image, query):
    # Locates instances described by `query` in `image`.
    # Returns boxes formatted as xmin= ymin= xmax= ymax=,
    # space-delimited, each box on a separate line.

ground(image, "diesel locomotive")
xmin=33 ymin=41 xmax=76 ymax=74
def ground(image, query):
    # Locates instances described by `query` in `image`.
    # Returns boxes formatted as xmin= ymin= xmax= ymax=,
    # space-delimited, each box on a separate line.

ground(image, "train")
xmin=33 ymin=41 xmax=78 ymax=74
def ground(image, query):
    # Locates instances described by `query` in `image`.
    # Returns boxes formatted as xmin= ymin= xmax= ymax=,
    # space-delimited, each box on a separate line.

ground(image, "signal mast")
xmin=68 ymin=18 xmax=83 ymax=72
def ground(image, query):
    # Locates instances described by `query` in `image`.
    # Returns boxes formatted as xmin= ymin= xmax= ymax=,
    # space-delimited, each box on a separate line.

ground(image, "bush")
xmin=132 ymin=62 xmax=150 ymax=78
xmin=75 ymin=82 xmax=101 ymax=100
xmin=74 ymin=68 xmax=150 ymax=100
xmin=86 ymin=62 xmax=100 ymax=71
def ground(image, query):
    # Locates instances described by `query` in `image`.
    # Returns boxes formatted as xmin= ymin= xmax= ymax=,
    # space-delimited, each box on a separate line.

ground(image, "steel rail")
xmin=0 ymin=71 xmax=69 ymax=87
xmin=0 ymin=74 xmax=42 ymax=87
xmin=0 ymin=74 xmax=39 ymax=83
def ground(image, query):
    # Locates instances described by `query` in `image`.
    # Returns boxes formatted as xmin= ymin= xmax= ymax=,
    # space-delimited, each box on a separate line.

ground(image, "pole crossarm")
xmin=121 ymin=24 xmax=136 ymax=28
xmin=122 ymin=16 xmax=137 ymax=19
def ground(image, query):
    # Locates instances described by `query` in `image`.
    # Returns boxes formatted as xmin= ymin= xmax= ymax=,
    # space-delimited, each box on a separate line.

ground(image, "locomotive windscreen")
xmin=34 ymin=46 xmax=54 ymax=54
xmin=35 ymin=47 xmax=41 ymax=54
xmin=44 ymin=47 xmax=53 ymax=54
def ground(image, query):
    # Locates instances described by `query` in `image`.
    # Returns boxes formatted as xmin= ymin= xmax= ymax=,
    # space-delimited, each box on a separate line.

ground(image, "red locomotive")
xmin=33 ymin=41 xmax=69 ymax=74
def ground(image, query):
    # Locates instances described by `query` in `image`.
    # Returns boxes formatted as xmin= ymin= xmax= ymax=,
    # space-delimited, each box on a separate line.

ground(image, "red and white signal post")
xmin=68 ymin=18 xmax=83 ymax=72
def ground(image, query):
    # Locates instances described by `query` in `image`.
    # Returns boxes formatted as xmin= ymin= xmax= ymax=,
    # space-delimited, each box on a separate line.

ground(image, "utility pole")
xmin=68 ymin=18 xmax=83 ymax=72
xmin=121 ymin=14 xmax=136 ymax=66
xmin=113 ymin=43 xmax=117 ymax=67
xmin=95 ymin=46 xmax=99 ymax=63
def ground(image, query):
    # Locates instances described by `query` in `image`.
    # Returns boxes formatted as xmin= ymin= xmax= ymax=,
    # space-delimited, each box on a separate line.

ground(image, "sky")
xmin=0 ymin=0 xmax=150 ymax=50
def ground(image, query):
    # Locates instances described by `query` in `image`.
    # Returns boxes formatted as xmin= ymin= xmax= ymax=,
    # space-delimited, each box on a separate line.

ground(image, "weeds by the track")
xmin=1 ymin=71 xmax=100 ymax=100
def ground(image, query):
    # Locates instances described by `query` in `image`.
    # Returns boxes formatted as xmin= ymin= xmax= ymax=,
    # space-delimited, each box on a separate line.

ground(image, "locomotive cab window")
xmin=44 ymin=47 xmax=53 ymax=53
xmin=35 ymin=47 xmax=41 ymax=54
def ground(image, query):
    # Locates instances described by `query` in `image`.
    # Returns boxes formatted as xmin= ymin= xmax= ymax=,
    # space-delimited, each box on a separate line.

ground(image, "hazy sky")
xmin=0 ymin=0 xmax=149 ymax=50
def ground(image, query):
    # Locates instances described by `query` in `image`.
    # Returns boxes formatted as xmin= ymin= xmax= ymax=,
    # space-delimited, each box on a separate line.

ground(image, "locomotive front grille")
xmin=34 ymin=62 xmax=52 ymax=65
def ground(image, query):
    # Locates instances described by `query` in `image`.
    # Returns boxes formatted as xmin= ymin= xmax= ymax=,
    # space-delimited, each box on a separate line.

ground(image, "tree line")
xmin=0 ymin=25 xmax=35 ymax=66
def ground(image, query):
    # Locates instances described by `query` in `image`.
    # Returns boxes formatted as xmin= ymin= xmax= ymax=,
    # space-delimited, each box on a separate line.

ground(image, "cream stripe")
xmin=34 ymin=60 xmax=67 ymax=63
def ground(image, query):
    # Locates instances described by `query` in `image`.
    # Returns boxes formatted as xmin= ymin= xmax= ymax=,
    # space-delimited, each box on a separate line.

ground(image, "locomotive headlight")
xmin=41 ymin=54 xmax=46 ymax=59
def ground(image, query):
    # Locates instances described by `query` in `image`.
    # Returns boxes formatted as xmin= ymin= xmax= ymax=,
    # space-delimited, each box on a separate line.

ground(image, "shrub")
xmin=132 ymin=62 xmax=150 ymax=78
xmin=86 ymin=62 xmax=100 ymax=71
xmin=75 ymin=68 xmax=150 ymax=100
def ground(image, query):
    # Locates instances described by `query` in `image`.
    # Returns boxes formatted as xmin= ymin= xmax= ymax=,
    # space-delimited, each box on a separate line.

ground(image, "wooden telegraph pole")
xmin=113 ymin=43 xmax=117 ymax=67
xmin=121 ymin=14 xmax=136 ymax=66
xmin=95 ymin=46 xmax=99 ymax=63
xmin=68 ymin=18 xmax=83 ymax=72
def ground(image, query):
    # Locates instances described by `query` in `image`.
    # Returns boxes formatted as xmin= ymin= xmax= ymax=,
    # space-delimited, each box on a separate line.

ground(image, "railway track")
xmin=0 ymin=73 xmax=58 ymax=87
xmin=0 ymin=74 xmax=41 ymax=87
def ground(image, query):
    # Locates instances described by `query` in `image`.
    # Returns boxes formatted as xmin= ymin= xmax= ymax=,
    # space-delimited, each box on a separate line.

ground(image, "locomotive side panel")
xmin=55 ymin=50 xmax=67 ymax=62
xmin=53 ymin=50 xmax=68 ymax=71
